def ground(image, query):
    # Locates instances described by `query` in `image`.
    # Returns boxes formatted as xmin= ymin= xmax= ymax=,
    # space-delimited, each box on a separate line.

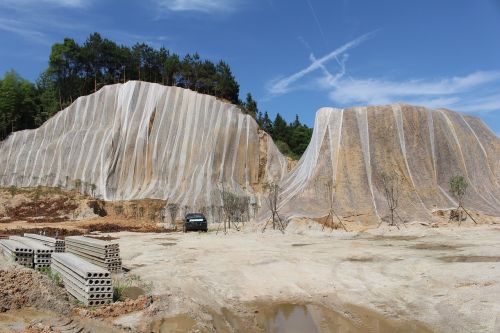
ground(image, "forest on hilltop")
xmin=0 ymin=33 xmax=312 ymax=159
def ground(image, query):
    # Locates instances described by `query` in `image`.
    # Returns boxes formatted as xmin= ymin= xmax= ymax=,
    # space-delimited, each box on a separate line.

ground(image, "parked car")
xmin=183 ymin=213 xmax=208 ymax=232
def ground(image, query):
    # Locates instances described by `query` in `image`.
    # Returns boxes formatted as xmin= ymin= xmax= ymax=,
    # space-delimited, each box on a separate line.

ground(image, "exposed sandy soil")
xmin=0 ymin=187 xmax=172 ymax=236
xmin=109 ymin=224 xmax=500 ymax=332
xmin=0 ymin=266 xmax=72 ymax=314
xmin=0 ymin=187 xmax=99 ymax=223
xmin=0 ymin=216 xmax=171 ymax=237
xmin=1 ymin=196 xmax=499 ymax=332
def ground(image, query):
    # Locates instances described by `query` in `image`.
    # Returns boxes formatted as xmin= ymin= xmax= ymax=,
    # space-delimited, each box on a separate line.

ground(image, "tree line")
xmin=0 ymin=32 xmax=312 ymax=159
xmin=256 ymin=109 xmax=313 ymax=159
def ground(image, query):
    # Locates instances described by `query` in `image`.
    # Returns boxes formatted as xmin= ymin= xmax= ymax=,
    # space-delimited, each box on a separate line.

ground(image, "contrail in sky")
xmin=268 ymin=31 xmax=378 ymax=95
xmin=306 ymin=0 xmax=327 ymax=45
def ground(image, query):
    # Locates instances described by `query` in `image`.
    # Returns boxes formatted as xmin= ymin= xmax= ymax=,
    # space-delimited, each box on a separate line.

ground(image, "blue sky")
xmin=1 ymin=0 xmax=499 ymax=135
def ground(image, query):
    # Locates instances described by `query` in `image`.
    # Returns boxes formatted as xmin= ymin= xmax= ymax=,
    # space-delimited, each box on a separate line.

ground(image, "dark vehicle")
xmin=183 ymin=213 xmax=208 ymax=232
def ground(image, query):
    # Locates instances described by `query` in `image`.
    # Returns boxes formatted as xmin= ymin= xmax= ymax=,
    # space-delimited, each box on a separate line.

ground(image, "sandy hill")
xmin=279 ymin=104 xmax=500 ymax=224
xmin=1 ymin=82 xmax=499 ymax=224
xmin=0 ymin=81 xmax=287 ymax=211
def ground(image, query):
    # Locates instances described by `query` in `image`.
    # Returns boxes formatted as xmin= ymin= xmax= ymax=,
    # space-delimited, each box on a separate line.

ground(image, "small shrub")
xmin=8 ymin=185 xmax=17 ymax=198
xmin=112 ymin=274 xmax=152 ymax=302
xmin=39 ymin=267 xmax=63 ymax=287
xmin=114 ymin=205 xmax=124 ymax=216
xmin=113 ymin=284 xmax=125 ymax=302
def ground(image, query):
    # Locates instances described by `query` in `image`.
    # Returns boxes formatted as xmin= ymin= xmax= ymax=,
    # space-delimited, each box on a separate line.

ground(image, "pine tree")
xmin=261 ymin=111 xmax=273 ymax=134
xmin=244 ymin=93 xmax=258 ymax=119
xmin=273 ymin=113 xmax=288 ymax=142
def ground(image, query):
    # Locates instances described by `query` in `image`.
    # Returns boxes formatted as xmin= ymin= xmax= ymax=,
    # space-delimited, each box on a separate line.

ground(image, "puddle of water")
xmin=439 ymin=256 xmax=500 ymax=263
xmin=149 ymin=315 xmax=196 ymax=333
xmin=265 ymin=304 xmax=320 ymax=333
xmin=78 ymin=317 xmax=126 ymax=333
xmin=251 ymin=302 xmax=432 ymax=333
xmin=0 ymin=308 xmax=54 ymax=333
xmin=122 ymin=286 xmax=145 ymax=300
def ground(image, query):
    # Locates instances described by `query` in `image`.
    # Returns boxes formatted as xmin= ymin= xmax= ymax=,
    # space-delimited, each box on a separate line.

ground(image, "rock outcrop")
xmin=278 ymin=104 xmax=500 ymax=224
xmin=0 ymin=81 xmax=288 ymax=209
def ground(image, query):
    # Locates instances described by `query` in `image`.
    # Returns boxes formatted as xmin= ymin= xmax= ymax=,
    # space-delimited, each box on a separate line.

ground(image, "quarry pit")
xmin=1 ymin=221 xmax=499 ymax=332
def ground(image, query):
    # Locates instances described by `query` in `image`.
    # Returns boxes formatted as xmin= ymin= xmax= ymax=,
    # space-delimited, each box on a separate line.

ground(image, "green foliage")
xmin=449 ymin=175 xmax=468 ymax=204
xmin=243 ymin=93 xmax=258 ymax=119
xmin=113 ymin=284 xmax=125 ymax=302
xmin=258 ymin=111 xmax=273 ymax=134
xmin=275 ymin=140 xmax=296 ymax=159
xmin=42 ymin=33 xmax=240 ymax=105
xmin=0 ymin=70 xmax=39 ymax=140
xmin=0 ymin=33 xmax=241 ymax=140
xmin=257 ymin=111 xmax=312 ymax=159
xmin=39 ymin=267 xmax=63 ymax=287
xmin=112 ymin=274 xmax=152 ymax=302
xmin=0 ymin=32 xmax=313 ymax=160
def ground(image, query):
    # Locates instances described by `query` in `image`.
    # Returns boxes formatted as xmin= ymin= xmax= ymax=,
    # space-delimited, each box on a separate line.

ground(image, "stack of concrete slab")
xmin=9 ymin=236 xmax=53 ymax=269
xmin=65 ymin=236 xmax=121 ymax=272
xmin=51 ymin=253 xmax=113 ymax=306
xmin=0 ymin=239 xmax=34 ymax=267
xmin=24 ymin=233 xmax=65 ymax=252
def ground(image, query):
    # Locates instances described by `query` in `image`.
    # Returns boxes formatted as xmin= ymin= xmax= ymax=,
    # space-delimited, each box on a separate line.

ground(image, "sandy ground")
xmin=110 ymin=223 xmax=500 ymax=332
xmin=1 ymin=218 xmax=499 ymax=332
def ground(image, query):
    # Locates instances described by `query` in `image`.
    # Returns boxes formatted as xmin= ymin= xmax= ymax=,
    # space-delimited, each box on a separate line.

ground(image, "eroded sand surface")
xmin=114 ymin=224 xmax=500 ymax=332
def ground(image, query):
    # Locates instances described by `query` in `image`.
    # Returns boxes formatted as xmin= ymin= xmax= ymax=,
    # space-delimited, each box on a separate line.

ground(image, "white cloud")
xmin=0 ymin=18 xmax=48 ymax=43
xmin=452 ymin=94 xmax=500 ymax=113
xmin=267 ymin=35 xmax=500 ymax=115
xmin=405 ymin=97 xmax=462 ymax=109
xmin=155 ymin=0 xmax=243 ymax=13
xmin=267 ymin=31 xmax=377 ymax=96
xmin=329 ymin=71 xmax=500 ymax=105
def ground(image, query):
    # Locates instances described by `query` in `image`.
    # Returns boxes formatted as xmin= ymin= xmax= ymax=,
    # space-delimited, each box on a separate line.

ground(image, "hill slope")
xmin=0 ymin=81 xmax=288 ymax=209
xmin=1 ymin=83 xmax=499 ymax=224
xmin=278 ymin=104 xmax=500 ymax=224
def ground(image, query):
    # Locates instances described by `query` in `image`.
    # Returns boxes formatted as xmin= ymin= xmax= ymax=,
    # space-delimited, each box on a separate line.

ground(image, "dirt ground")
xmin=96 ymin=222 xmax=499 ymax=333
xmin=1 ymin=211 xmax=499 ymax=332
xmin=0 ymin=187 xmax=171 ymax=236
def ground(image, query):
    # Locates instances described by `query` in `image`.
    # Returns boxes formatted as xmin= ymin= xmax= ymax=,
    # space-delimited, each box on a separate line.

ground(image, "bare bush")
xmin=250 ymin=197 xmax=258 ymax=219
xmin=90 ymin=183 xmax=97 ymax=197
xmin=218 ymin=183 xmax=250 ymax=234
xmin=380 ymin=171 xmax=403 ymax=228
xmin=167 ymin=203 xmax=179 ymax=230
xmin=262 ymin=182 xmax=286 ymax=233
xmin=8 ymin=185 xmax=17 ymax=198
xmin=314 ymin=177 xmax=347 ymax=231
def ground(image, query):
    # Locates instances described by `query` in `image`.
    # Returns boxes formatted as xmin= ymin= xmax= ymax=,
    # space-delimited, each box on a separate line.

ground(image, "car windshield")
xmin=186 ymin=213 xmax=205 ymax=219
